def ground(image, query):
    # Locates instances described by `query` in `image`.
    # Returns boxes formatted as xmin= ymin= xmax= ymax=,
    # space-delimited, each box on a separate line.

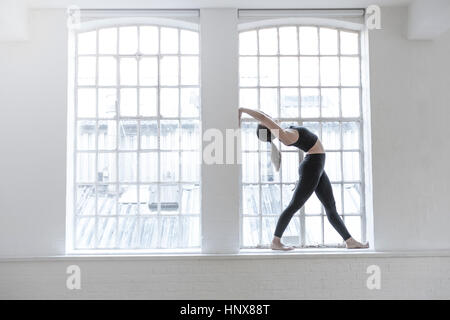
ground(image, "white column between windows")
xmin=200 ymin=9 xmax=240 ymax=253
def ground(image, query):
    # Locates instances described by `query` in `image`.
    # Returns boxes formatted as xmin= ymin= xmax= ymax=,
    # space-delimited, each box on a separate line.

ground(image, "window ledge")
xmin=2 ymin=249 xmax=450 ymax=262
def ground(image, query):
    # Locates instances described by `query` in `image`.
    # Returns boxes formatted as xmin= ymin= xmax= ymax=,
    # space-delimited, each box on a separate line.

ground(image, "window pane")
xmin=118 ymin=217 xmax=139 ymax=248
xmin=97 ymin=184 xmax=116 ymax=215
xmin=344 ymin=184 xmax=361 ymax=214
xmin=181 ymin=120 xmax=200 ymax=150
xmin=239 ymin=30 xmax=257 ymax=55
xmin=319 ymin=28 xmax=338 ymax=55
xmin=160 ymin=216 xmax=180 ymax=248
xmin=140 ymin=26 xmax=158 ymax=54
xmin=118 ymin=184 xmax=138 ymax=215
xmin=98 ymin=120 xmax=116 ymax=150
xmin=98 ymin=89 xmax=116 ymax=118
xmin=77 ymin=88 xmax=96 ymax=118
xmin=343 ymin=151 xmax=360 ymax=181
xmin=75 ymin=217 xmax=96 ymax=248
xmin=161 ymin=120 xmax=180 ymax=150
xmin=98 ymin=28 xmax=117 ymax=54
xmin=181 ymin=151 xmax=200 ymax=181
xmin=76 ymin=153 xmax=96 ymax=183
xmin=160 ymin=152 xmax=179 ymax=182
xmin=280 ymin=57 xmax=299 ymax=86
xmin=76 ymin=185 xmax=96 ymax=215
xmin=341 ymin=88 xmax=360 ymax=117
xmin=324 ymin=151 xmax=341 ymax=181
xmin=282 ymin=183 xmax=295 ymax=208
xmin=320 ymin=57 xmax=339 ymax=86
xmin=305 ymin=193 xmax=322 ymax=215
xmin=98 ymin=57 xmax=116 ymax=86
xmin=160 ymin=56 xmax=179 ymax=86
xmin=98 ymin=152 xmax=116 ymax=183
xmin=120 ymin=88 xmax=137 ymax=117
xmin=140 ymin=218 xmax=158 ymax=248
xmin=160 ymin=88 xmax=179 ymax=117
xmin=181 ymin=184 xmax=200 ymax=214
xmin=259 ymin=57 xmax=278 ymax=86
xmin=241 ymin=122 xmax=258 ymax=151
xmin=139 ymin=88 xmax=157 ymax=117
xmin=243 ymin=184 xmax=259 ymax=215
xmin=279 ymin=27 xmax=298 ymax=55
xmin=77 ymin=120 xmax=96 ymax=150
xmin=322 ymin=122 xmax=341 ymax=150
xmin=342 ymin=122 xmax=360 ymax=150
xmin=180 ymin=56 xmax=199 ymax=85
xmin=282 ymin=152 xmax=298 ymax=183
xmin=140 ymin=152 xmax=158 ymax=182
xmin=258 ymin=28 xmax=278 ymax=55
xmin=324 ymin=216 xmax=343 ymax=245
xmin=321 ymin=88 xmax=339 ymax=118
xmin=180 ymin=88 xmax=200 ymax=118
xmin=140 ymin=185 xmax=158 ymax=214
xmin=299 ymin=27 xmax=318 ymax=55
xmin=140 ymin=120 xmax=158 ymax=149
xmin=305 ymin=216 xmax=322 ymax=246
xmin=119 ymin=26 xmax=138 ymax=54
xmin=332 ymin=183 xmax=343 ymax=213
xmin=243 ymin=217 xmax=260 ymax=247
xmin=77 ymin=57 xmax=96 ymax=85
xmin=139 ymin=57 xmax=158 ymax=86
xmin=261 ymin=184 xmax=281 ymax=215
xmin=78 ymin=31 xmax=96 ymax=54
xmin=301 ymin=88 xmax=320 ymax=118
xmin=160 ymin=27 xmax=178 ymax=54
xmin=344 ymin=216 xmax=361 ymax=240
xmin=239 ymin=88 xmax=258 ymax=110
xmin=260 ymin=88 xmax=278 ymax=116
xmin=180 ymin=216 xmax=200 ymax=247
xmin=261 ymin=217 xmax=278 ymax=245
xmin=118 ymin=153 xmax=137 ymax=182
xmin=341 ymin=57 xmax=360 ymax=86
xmin=239 ymin=57 xmax=258 ymax=87
xmin=340 ymin=31 xmax=359 ymax=55
xmin=280 ymin=88 xmax=299 ymax=118
xmin=242 ymin=152 xmax=259 ymax=183
xmin=120 ymin=58 xmax=137 ymax=86
xmin=261 ymin=152 xmax=280 ymax=183
xmin=299 ymin=57 xmax=319 ymax=86
xmin=180 ymin=29 xmax=199 ymax=54
xmin=160 ymin=185 xmax=180 ymax=213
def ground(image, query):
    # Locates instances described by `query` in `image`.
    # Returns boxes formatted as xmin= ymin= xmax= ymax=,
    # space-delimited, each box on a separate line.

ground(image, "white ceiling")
xmin=25 ymin=0 xmax=413 ymax=9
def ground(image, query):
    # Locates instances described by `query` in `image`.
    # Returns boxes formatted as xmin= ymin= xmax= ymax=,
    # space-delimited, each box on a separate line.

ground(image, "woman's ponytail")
xmin=256 ymin=124 xmax=282 ymax=171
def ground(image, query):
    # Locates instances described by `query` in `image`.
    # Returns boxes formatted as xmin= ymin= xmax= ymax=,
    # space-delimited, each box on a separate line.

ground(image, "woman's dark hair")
xmin=256 ymin=124 xmax=273 ymax=142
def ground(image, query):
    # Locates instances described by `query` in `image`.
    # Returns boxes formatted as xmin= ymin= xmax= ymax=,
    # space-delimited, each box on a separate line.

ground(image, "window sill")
xmin=2 ymin=249 xmax=450 ymax=262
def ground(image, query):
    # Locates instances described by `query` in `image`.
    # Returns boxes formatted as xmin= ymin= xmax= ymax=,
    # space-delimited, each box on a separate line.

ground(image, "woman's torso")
xmin=286 ymin=125 xmax=325 ymax=155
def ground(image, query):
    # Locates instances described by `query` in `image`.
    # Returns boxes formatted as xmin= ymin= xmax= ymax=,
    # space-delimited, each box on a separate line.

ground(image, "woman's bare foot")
xmin=271 ymin=237 xmax=294 ymax=251
xmin=345 ymin=237 xmax=369 ymax=249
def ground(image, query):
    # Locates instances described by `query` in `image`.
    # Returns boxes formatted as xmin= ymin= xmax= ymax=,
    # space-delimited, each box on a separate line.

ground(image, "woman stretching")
xmin=239 ymin=107 xmax=369 ymax=250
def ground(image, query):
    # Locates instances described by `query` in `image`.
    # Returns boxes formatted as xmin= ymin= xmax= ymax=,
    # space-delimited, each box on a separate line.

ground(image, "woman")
xmin=239 ymin=107 xmax=369 ymax=250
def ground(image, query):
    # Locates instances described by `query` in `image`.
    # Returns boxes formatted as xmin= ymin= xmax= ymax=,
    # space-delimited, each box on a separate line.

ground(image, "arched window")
xmin=239 ymin=22 xmax=368 ymax=248
xmin=68 ymin=20 xmax=201 ymax=251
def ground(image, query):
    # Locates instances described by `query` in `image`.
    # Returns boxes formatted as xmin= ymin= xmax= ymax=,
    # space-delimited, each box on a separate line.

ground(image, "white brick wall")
xmin=1 ymin=253 xmax=449 ymax=299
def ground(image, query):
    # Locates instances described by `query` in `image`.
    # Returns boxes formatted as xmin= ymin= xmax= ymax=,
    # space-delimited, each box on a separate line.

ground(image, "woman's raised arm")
xmin=238 ymin=107 xmax=298 ymax=145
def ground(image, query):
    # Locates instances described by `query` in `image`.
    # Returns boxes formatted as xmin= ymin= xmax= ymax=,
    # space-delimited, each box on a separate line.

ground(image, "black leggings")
xmin=274 ymin=153 xmax=352 ymax=241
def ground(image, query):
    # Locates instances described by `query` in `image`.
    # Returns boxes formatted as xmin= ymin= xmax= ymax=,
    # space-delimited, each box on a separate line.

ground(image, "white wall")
xmin=369 ymin=7 xmax=450 ymax=250
xmin=0 ymin=9 xmax=67 ymax=256
xmin=0 ymin=6 xmax=450 ymax=299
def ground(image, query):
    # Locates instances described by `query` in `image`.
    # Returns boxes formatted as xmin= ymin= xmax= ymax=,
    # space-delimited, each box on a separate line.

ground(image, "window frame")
xmin=238 ymin=17 xmax=373 ymax=249
xmin=66 ymin=17 xmax=202 ymax=253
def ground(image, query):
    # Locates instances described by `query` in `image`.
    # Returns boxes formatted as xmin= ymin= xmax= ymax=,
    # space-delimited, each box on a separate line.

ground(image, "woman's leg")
xmin=273 ymin=156 xmax=324 ymax=241
xmin=314 ymin=171 xmax=351 ymax=241
xmin=314 ymin=171 xmax=368 ymax=248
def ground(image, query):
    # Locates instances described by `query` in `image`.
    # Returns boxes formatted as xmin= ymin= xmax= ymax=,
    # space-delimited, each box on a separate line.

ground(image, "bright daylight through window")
xmin=239 ymin=25 xmax=365 ymax=248
xmin=71 ymin=24 xmax=201 ymax=250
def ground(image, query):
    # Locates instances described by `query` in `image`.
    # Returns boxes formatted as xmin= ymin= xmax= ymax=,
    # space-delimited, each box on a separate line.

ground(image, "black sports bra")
xmin=287 ymin=125 xmax=318 ymax=152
